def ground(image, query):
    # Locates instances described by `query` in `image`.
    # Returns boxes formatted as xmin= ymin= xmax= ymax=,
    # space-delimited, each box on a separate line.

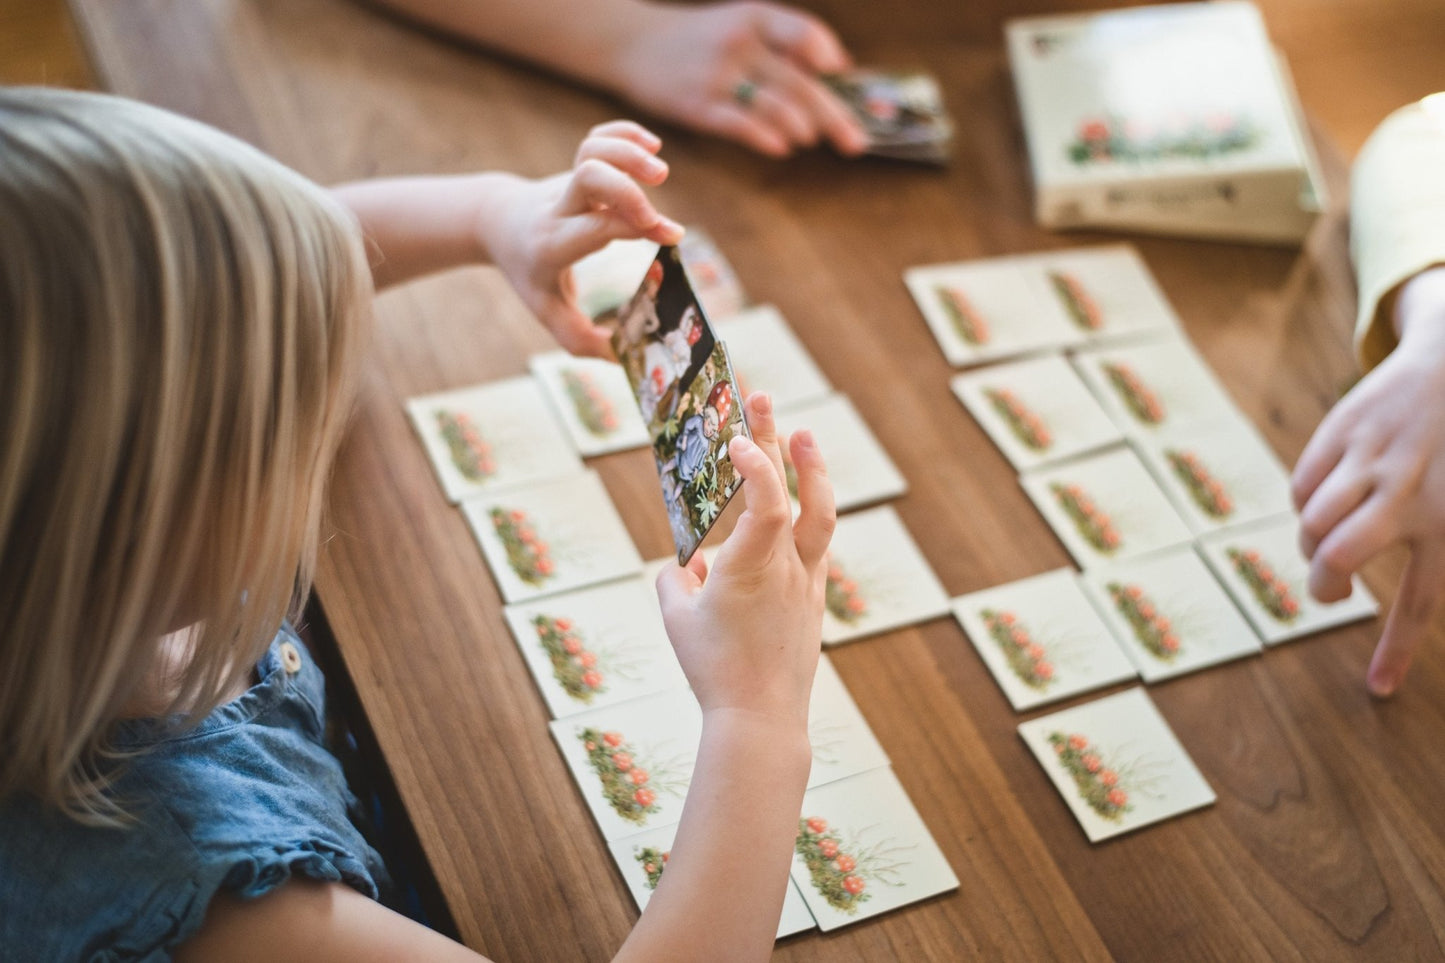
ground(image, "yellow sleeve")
xmin=1351 ymin=94 xmax=1445 ymax=372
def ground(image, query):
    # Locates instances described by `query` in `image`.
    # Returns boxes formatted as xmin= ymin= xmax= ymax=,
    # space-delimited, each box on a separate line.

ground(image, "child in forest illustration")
xmin=0 ymin=89 xmax=835 ymax=962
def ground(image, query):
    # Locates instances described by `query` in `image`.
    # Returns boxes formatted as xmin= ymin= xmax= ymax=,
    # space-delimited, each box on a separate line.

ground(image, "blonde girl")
xmin=0 ymin=87 xmax=833 ymax=961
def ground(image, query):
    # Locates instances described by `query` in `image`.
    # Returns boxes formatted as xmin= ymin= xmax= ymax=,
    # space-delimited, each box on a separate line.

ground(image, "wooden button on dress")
xmin=279 ymin=640 xmax=303 ymax=675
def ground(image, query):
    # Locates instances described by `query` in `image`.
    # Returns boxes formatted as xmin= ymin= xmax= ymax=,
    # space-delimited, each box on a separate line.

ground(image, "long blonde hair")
xmin=0 ymin=88 xmax=370 ymax=823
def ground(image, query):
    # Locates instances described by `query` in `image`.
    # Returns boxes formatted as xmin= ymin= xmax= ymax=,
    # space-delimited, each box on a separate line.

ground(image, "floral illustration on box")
xmin=436 ymin=410 xmax=496 ymax=481
xmin=935 ymin=285 xmax=990 ymax=346
xmin=491 ymin=508 xmax=554 ymax=585
xmin=795 ymin=817 xmax=910 ymax=914
xmin=562 ymin=367 xmax=621 ymax=437
xmin=634 ymin=846 xmax=670 ymax=890
xmin=1166 ymin=449 xmax=1234 ymax=518
xmin=980 ymin=608 xmax=1055 ymax=688
xmin=1051 ymin=482 xmax=1121 ymax=553
xmin=825 ymin=561 xmax=868 ymax=623
xmin=1066 ymin=114 xmax=1259 ymax=166
xmin=1048 ymin=270 xmax=1104 ymax=331
xmin=579 ymin=728 xmax=685 ymax=824
xmin=1101 ymin=361 xmax=1164 ymax=424
xmin=1227 ymin=548 xmax=1299 ymax=622
xmin=1107 ymin=583 xmax=1180 ymax=661
xmin=984 ymin=387 xmax=1052 ymax=451
xmin=531 ymin=615 xmax=608 ymax=702
xmin=1047 ymin=732 xmax=1132 ymax=820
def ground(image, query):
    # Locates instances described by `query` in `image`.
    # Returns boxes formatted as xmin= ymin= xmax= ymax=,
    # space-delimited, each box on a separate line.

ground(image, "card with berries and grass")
xmin=460 ymin=469 xmax=643 ymax=603
xmin=1196 ymin=514 xmax=1379 ymax=645
xmin=711 ymin=305 xmax=833 ymax=413
xmin=904 ymin=258 xmax=1084 ymax=367
xmin=1079 ymin=546 xmax=1262 ymax=681
xmin=951 ymin=353 xmax=1124 ymax=472
xmin=1132 ymin=416 xmax=1294 ymax=535
xmin=572 ymin=230 xmax=747 ymax=327
xmin=807 ymin=655 xmax=891 ymax=788
xmin=774 ymin=394 xmax=907 ymax=514
xmin=952 ymin=568 xmax=1136 ymax=711
xmin=1018 ymin=687 xmax=1215 ymax=842
xmin=549 ymin=687 xmax=703 ymax=840
xmin=1020 ymin=446 xmax=1193 ymax=568
xmin=1027 ymin=246 xmax=1182 ymax=343
xmin=502 ymin=578 xmax=687 ymax=718
xmin=406 ymin=377 xmax=582 ymax=503
xmin=607 ymin=822 xmax=818 ymax=938
xmin=528 ymin=351 xmax=651 ymax=457
xmin=820 ymin=506 xmax=952 ymax=645
xmin=791 ymin=766 xmax=958 ymax=931
xmin=1071 ymin=332 xmax=1241 ymax=437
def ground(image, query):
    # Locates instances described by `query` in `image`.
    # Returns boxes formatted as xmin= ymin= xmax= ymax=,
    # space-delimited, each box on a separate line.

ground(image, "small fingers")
xmin=545 ymin=304 xmax=615 ymax=359
xmin=1291 ymin=407 xmax=1355 ymax=511
xmin=1308 ymin=492 xmax=1400 ymax=602
xmin=583 ymin=120 xmax=663 ymax=152
xmin=789 ymin=429 xmax=835 ymax=569
xmin=543 ymin=210 xmax=674 ymax=277
xmin=1366 ymin=537 xmax=1445 ymax=697
xmin=574 ymin=134 xmax=669 ymax=186
xmin=721 ymin=433 xmax=794 ymax=559
xmin=743 ymin=392 xmax=788 ymax=489
xmin=655 ymin=558 xmax=704 ymax=621
xmin=1297 ymin=451 xmax=1374 ymax=559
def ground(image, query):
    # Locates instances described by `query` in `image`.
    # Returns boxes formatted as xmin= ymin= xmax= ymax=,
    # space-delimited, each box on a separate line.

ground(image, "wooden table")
xmin=70 ymin=1 xmax=1445 ymax=959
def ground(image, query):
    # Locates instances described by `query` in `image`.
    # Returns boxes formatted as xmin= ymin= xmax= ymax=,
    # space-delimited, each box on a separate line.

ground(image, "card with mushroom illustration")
xmin=1079 ymin=546 xmax=1262 ymax=681
xmin=1132 ymin=416 xmax=1294 ymax=535
xmin=502 ymin=578 xmax=687 ymax=718
xmin=529 ymin=351 xmax=650 ymax=456
xmin=1196 ymin=513 xmax=1379 ymax=645
xmin=953 ymin=568 xmax=1136 ymax=711
xmin=549 ymin=688 xmax=703 ymax=841
xmin=790 ymin=767 xmax=958 ymax=931
xmin=1029 ymin=246 xmax=1182 ymax=343
xmin=711 ymin=305 xmax=834 ymax=413
xmin=1071 ymin=332 xmax=1241 ymax=437
xmin=951 ymin=353 xmax=1124 ymax=471
xmin=807 ymin=656 xmax=891 ymax=788
xmin=1020 ymin=446 xmax=1193 ymax=568
xmin=406 ymin=377 xmax=581 ymax=503
xmin=1018 ymin=687 xmax=1215 ymax=842
xmin=461 ymin=469 xmax=642 ymax=603
xmin=904 ymin=258 xmax=1084 ymax=366
xmin=607 ymin=822 xmax=817 ymax=939
xmin=775 ymin=394 xmax=907 ymax=514
xmin=821 ymin=506 xmax=952 ymax=645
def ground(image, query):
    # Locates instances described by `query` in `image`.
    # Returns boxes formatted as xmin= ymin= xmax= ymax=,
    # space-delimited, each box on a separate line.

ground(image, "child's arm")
xmin=359 ymin=0 xmax=867 ymax=158
xmin=332 ymin=120 xmax=683 ymax=356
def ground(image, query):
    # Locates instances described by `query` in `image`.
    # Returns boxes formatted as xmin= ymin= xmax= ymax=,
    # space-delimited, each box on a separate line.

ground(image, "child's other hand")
xmin=656 ymin=392 xmax=834 ymax=725
xmin=1292 ymin=266 xmax=1445 ymax=697
xmin=487 ymin=120 xmax=683 ymax=358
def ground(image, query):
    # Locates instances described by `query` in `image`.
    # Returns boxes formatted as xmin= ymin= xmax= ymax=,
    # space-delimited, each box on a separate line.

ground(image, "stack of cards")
xmin=827 ymin=69 xmax=955 ymax=164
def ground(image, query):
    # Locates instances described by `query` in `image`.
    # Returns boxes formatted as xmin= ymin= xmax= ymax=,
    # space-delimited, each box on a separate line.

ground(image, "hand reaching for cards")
xmin=1292 ymin=266 xmax=1445 ymax=697
xmin=608 ymin=1 xmax=868 ymax=158
xmin=656 ymin=392 xmax=835 ymax=724
xmin=483 ymin=121 xmax=684 ymax=357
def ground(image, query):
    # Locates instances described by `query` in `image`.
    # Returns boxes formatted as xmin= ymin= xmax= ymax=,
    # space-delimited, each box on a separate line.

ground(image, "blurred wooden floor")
xmin=1 ymin=0 xmax=93 ymax=87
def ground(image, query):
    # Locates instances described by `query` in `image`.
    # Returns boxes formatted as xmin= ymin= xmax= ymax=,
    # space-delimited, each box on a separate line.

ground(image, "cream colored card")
xmin=1071 ymin=332 xmax=1241 ymax=437
xmin=791 ymin=767 xmax=959 ymax=931
xmin=1029 ymin=245 xmax=1182 ymax=342
xmin=953 ymin=568 xmax=1137 ymax=711
xmin=821 ymin=507 xmax=952 ymax=645
xmin=807 ymin=656 xmax=891 ymax=788
xmin=406 ymin=377 xmax=581 ymax=503
xmin=713 ymin=304 xmax=833 ymax=412
xmin=1020 ymin=446 xmax=1194 ymax=568
xmin=549 ymin=688 xmax=703 ymax=841
xmin=775 ymin=394 xmax=907 ymax=513
xmin=1019 ymin=688 xmax=1215 ymax=842
xmin=608 ymin=823 xmax=816 ymax=939
xmin=572 ymin=230 xmax=747 ymax=325
xmin=1132 ymin=416 xmax=1294 ymax=535
xmin=1079 ymin=546 xmax=1262 ymax=681
xmin=461 ymin=470 xmax=642 ymax=603
xmin=952 ymin=353 xmax=1124 ymax=471
xmin=1197 ymin=513 xmax=1379 ymax=645
xmin=502 ymin=578 xmax=687 ymax=718
xmin=529 ymin=351 xmax=651 ymax=456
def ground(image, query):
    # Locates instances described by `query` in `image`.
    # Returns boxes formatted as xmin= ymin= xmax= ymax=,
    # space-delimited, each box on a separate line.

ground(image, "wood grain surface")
xmin=67 ymin=1 xmax=1445 ymax=959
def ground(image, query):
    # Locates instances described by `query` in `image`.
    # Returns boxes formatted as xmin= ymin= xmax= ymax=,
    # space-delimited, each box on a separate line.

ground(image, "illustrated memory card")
xmin=612 ymin=246 xmax=751 ymax=564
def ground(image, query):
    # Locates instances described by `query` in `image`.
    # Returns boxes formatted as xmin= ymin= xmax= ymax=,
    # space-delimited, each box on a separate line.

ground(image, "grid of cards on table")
xmin=909 ymin=243 xmax=1379 ymax=839
xmin=406 ymin=230 xmax=957 ymax=936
